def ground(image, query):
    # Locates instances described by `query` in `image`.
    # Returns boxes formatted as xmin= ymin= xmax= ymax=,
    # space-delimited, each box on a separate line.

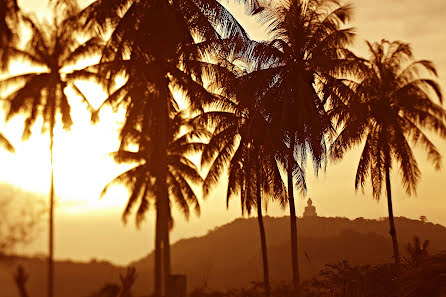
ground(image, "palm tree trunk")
xmin=385 ymin=165 xmax=400 ymax=268
xmin=154 ymin=149 xmax=169 ymax=297
xmin=154 ymin=211 xmax=162 ymax=296
xmin=288 ymin=134 xmax=299 ymax=289
xmin=153 ymin=114 xmax=169 ymax=296
xmin=256 ymin=171 xmax=270 ymax=297
xmin=163 ymin=217 xmax=171 ymax=296
xmin=48 ymin=127 xmax=55 ymax=297
xmin=156 ymin=76 xmax=171 ymax=296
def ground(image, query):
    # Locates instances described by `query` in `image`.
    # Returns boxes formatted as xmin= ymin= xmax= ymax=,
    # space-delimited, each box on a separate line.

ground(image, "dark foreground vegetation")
xmin=1 ymin=0 xmax=446 ymax=296
xmin=8 ymin=250 xmax=446 ymax=297
xmin=189 ymin=253 xmax=446 ymax=297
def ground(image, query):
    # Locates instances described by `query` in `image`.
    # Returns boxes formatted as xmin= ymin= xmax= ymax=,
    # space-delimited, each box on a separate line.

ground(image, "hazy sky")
xmin=1 ymin=0 xmax=446 ymax=265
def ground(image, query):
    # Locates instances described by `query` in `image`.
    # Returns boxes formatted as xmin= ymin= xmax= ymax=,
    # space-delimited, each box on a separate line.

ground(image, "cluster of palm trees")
xmin=1 ymin=1 xmax=445 ymax=297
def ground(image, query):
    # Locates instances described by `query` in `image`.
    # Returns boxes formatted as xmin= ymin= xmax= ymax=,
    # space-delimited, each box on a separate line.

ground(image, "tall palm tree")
xmin=330 ymin=40 xmax=446 ymax=268
xmin=197 ymin=62 xmax=288 ymax=297
xmin=241 ymin=0 xmax=355 ymax=288
xmin=101 ymin=111 xmax=204 ymax=228
xmin=82 ymin=0 xmax=258 ymax=294
xmin=0 ymin=8 xmax=102 ymax=297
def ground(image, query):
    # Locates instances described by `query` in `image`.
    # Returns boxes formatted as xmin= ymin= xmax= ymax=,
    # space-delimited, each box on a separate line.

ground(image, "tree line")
xmin=1 ymin=0 xmax=445 ymax=297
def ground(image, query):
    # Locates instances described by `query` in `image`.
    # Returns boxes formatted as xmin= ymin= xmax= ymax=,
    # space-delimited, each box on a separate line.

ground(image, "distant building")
xmin=303 ymin=198 xmax=317 ymax=217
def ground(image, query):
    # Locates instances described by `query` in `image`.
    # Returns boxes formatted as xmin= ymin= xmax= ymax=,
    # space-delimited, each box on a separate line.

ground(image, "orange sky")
xmin=1 ymin=0 xmax=445 ymax=265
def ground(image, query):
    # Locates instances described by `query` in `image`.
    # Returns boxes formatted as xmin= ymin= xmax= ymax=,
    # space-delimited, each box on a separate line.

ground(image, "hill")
xmin=130 ymin=216 xmax=446 ymax=293
xmin=1 ymin=216 xmax=445 ymax=297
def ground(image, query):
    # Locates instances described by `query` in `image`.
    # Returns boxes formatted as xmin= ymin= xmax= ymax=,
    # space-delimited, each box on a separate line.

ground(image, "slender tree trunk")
xmin=48 ymin=126 xmax=55 ymax=297
xmin=154 ymin=145 xmax=168 ymax=297
xmin=256 ymin=172 xmax=270 ymax=297
xmin=163 ymin=215 xmax=171 ymax=296
xmin=160 ymin=104 xmax=171 ymax=297
xmin=155 ymin=74 xmax=171 ymax=297
xmin=154 ymin=210 xmax=162 ymax=296
xmin=385 ymin=165 xmax=400 ymax=268
xmin=288 ymin=135 xmax=299 ymax=290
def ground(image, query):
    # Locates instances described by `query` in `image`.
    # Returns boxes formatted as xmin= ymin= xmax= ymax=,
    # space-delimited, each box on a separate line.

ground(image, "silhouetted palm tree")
xmin=198 ymin=62 xmax=288 ymax=297
xmin=330 ymin=40 xmax=446 ymax=268
xmin=82 ymin=0 xmax=258 ymax=294
xmin=398 ymin=251 xmax=446 ymax=297
xmin=241 ymin=0 xmax=354 ymax=288
xmin=407 ymin=236 xmax=429 ymax=268
xmin=102 ymin=111 xmax=204 ymax=227
xmin=0 ymin=8 xmax=102 ymax=297
xmin=101 ymin=111 xmax=205 ymax=296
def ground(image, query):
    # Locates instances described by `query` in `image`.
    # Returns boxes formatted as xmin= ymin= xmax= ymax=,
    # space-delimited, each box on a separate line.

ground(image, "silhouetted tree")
xmin=82 ymin=0 xmax=258 ymax=294
xmin=407 ymin=236 xmax=429 ymax=268
xmin=87 ymin=267 xmax=137 ymax=297
xmin=0 ymin=6 xmax=102 ymax=297
xmin=240 ymin=0 xmax=355 ymax=289
xmin=117 ymin=267 xmax=137 ymax=297
xmin=101 ymin=111 xmax=204 ymax=227
xmin=330 ymin=40 xmax=446 ymax=268
xmin=13 ymin=265 xmax=30 ymax=297
xmin=302 ymin=261 xmax=397 ymax=297
xmin=398 ymin=251 xmax=446 ymax=297
xmin=198 ymin=63 xmax=288 ymax=297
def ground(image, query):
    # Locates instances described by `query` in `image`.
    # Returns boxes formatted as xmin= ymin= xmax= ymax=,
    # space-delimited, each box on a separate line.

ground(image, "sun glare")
xmin=0 ymin=70 xmax=136 ymax=216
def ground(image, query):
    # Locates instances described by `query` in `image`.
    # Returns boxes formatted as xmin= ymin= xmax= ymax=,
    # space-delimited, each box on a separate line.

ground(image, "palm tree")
xmin=0 ymin=8 xmax=102 ymax=297
xmin=101 ymin=110 xmax=204 ymax=228
xmin=330 ymin=40 xmax=446 ymax=268
xmin=398 ymin=251 xmax=446 ymax=297
xmin=100 ymin=111 xmax=205 ymax=295
xmin=82 ymin=0 xmax=258 ymax=294
xmin=242 ymin=0 xmax=355 ymax=288
xmin=197 ymin=63 xmax=288 ymax=297
xmin=407 ymin=236 xmax=429 ymax=268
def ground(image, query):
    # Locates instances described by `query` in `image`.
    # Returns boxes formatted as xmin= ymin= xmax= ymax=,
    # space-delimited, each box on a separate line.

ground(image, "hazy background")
xmin=0 ymin=0 xmax=445 ymax=265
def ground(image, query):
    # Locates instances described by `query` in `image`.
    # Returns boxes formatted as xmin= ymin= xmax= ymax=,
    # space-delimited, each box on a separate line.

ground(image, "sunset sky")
xmin=1 ymin=0 xmax=445 ymax=265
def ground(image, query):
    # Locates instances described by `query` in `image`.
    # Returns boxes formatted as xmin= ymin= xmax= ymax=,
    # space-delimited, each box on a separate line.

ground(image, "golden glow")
xmin=0 ymin=78 xmax=132 ymax=215
xmin=1 ymin=0 xmax=445 ymax=266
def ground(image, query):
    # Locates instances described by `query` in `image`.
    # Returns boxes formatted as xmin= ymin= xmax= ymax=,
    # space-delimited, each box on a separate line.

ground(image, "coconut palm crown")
xmin=0 ymin=7 xmax=102 ymax=297
xmin=236 ymin=0 xmax=355 ymax=287
xmin=101 ymin=111 xmax=205 ymax=227
xmin=82 ymin=0 xmax=259 ymax=294
xmin=330 ymin=39 xmax=446 ymax=266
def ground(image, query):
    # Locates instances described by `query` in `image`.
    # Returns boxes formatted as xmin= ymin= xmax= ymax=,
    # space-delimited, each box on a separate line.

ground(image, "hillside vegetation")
xmin=1 ymin=216 xmax=445 ymax=297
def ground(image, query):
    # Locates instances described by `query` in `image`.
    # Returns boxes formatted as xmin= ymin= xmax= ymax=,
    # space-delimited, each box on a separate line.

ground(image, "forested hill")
xmin=1 ymin=216 xmax=445 ymax=297
xmin=130 ymin=216 xmax=446 ymax=293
